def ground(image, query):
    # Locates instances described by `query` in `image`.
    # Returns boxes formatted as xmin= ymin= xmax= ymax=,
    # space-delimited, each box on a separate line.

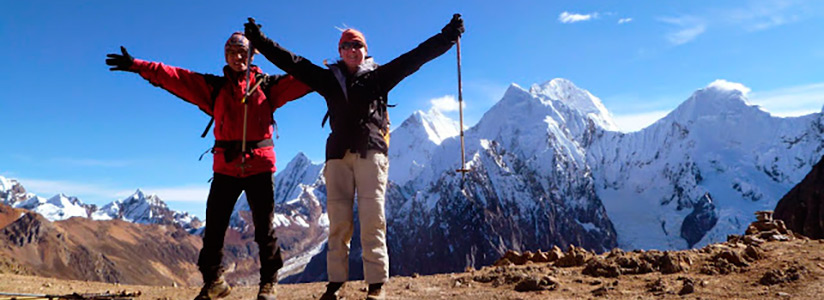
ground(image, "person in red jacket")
xmin=106 ymin=32 xmax=311 ymax=300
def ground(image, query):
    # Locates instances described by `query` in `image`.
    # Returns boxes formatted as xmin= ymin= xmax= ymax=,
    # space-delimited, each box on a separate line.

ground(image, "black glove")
xmin=106 ymin=46 xmax=135 ymax=72
xmin=441 ymin=14 xmax=465 ymax=42
xmin=244 ymin=17 xmax=266 ymax=46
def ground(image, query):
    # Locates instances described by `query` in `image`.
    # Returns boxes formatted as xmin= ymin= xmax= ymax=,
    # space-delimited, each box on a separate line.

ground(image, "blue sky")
xmin=2 ymin=1 xmax=823 ymax=217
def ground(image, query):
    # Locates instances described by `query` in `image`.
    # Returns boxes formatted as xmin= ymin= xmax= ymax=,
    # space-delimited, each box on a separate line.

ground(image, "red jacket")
xmin=131 ymin=59 xmax=311 ymax=177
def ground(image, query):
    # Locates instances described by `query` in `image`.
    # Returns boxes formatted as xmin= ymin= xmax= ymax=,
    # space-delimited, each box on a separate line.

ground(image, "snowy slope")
xmin=13 ymin=194 xmax=92 ymax=221
xmin=588 ymin=80 xmax=824 ymax=250
xmin=0 ymin=175 xmax=33 ymax=206
xmin=229 ymin=152 xmax=327 ymax=231
xmin=91 ymin=189 xmax=201 ymax=230
xmin=0 ymin=176 xmax=201 ymax=230
xmin=376 ymin=80 xmax=619 ymax=276
xmin=388 ymin=109 xmax=460 ymax=185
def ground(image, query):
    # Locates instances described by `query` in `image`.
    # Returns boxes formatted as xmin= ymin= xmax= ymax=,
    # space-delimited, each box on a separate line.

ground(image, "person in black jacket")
xmin=244 ymin=15 xmax=464 ymax=300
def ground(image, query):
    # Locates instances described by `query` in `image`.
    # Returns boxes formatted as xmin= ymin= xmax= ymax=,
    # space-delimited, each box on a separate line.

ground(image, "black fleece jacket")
xmin=248 ymin=30 xmax=456 ymax=161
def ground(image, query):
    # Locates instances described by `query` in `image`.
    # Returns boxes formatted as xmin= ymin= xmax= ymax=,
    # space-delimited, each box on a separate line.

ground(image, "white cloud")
xmin=749 ymin=82 xmax=824 ymax=116
xmin=430 ymin=95 xmax=463 ymax=113
xmin=612 ymin=110 xmax=671 ymax=133
xmin=559 ymin=11 xmax=598 ymax=24
xmin=708 ymin=79 xmax=752 ymax=96
xmin=659 ymin=16 xmax=707 ymax=45
xmin=727 ymin=0 xmax=807 ymax=31
xmin=618 ymin=18 xmax=633 ymax=24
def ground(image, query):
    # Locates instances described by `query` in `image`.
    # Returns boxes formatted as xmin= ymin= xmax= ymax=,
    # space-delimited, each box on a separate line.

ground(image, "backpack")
xmin=199 ymin=73 xmax=270 ymax=138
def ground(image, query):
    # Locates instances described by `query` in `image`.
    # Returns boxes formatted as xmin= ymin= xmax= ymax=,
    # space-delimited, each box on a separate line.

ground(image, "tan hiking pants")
xmin=324 ymin=150 xmax=389 ymax=284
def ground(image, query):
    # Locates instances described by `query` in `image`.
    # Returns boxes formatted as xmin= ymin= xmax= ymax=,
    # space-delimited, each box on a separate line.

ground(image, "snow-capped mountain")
xmin=287 ymin=79 xmax=620 ymax=281
xmin=278 ymin=77 xmax=823 ymax=280
xmin=13 ymin=193 xmax=94 ymax=221
xmin=0 ymin=176 xmax=32 ymax=206
xmin=92 ymin=189 xmax=201 ymax=231
xmin=588 ymin=80 xmax=824 ymax=250
xmin=388 ymin=109 xmax=459 ymax=185
xmin=529 ymin=78 xmax=619 ymax=132
xmin=386 ymin=80 xmax=618 ymax=274
xmin=0 ymin=177 xmax=202 ymax=230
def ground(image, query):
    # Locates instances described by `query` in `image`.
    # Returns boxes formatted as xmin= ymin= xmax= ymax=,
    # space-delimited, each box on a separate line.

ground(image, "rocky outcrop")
xmin=774 ymin=155 xmax=824 ymax=239
xmin=680 ymin=193 xmax=719 ymax=248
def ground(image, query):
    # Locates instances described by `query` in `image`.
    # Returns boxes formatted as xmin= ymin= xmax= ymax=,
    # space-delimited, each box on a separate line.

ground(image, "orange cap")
xmin=339 ymin=29 xmax=367 ymax=51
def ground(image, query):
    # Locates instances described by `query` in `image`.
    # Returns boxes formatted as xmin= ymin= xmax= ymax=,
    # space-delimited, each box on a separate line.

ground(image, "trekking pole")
xmin=454 ymin=33 xmax=470 ymax=185
xmin=240 ymin=17 xmax=256 ymax=175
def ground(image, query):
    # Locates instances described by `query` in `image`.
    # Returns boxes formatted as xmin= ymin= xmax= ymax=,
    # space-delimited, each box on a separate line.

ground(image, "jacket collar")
xmin=332 ymin=57 xmax=378 ymax=78
xmin=223 ymin=65 xmax=262 ymax=82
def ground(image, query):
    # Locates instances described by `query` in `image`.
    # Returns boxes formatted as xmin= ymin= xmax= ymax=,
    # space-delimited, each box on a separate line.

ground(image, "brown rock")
xmin=774 ymin=155 xmax=824 ymax=239
xmin=493 ymin=258 xmax=513 ymax=267
xmin=548 ymin=245 xmax=564 ymax=262
xmin=716 ymin=249 xmax=750 ymax=267
xmin=660 ymin=251 xmax=688 ymax=274
xmin=555 ymin=245 xmax=592 ymax=267
xmin=591 ymin=285 xmax=612 ymax=297
xmin=678 ymin=278 xmax=695 ymax=295
xmin=744 ymin=245 xmax=764 ymax=261
xmin=513 ymin=275 xmax=557 ymax=292
xmin=582 ymin=257 xmax=621 ymax=278
xmin=646 ymin=278 xmax=667 ymax=294
xmin=743 ymin=235 xmax=765 ymax=245
xmin=755 ymin=211 xmax=773 ymax=222
xmin=532 ymin=251 xmax=550 ymax=263
xmin=501 ymin=250 xmax=528 ymax=265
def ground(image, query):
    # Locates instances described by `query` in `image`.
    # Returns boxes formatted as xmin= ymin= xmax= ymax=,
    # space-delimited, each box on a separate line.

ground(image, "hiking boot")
xmin=257 ymin=281 xmax=277 ymax=300
xmin=319 ymin=282 xmax=343 ymax=300
xmin=193 ymin=276 xmax=231 ymax=300
xmin=366 ymin=283 xmax=385 ymax=300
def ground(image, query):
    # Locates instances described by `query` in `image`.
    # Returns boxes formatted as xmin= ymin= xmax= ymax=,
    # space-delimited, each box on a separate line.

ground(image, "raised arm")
xmin=264 ymin=74 xmax=313 ymax=110
xmin=376 ymin=14 xmax=465 ymax=92
xmin=106 ymin=46 xmax=217 ymax=115
xmin=244 ymin=20 xmax=333 ymax=94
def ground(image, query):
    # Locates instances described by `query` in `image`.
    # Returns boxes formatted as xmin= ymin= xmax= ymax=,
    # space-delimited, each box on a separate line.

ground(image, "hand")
xmin=105 ymin=46 xmax=135 ymax=72
xmin=244 ymin=17 xmax=266 ymax=45
xmin=441 ymin=14 xmax=465 ymax=42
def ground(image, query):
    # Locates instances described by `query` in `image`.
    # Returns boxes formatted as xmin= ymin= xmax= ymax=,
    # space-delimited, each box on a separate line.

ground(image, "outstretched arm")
xmin=265 ymin=74 xmax=313 ymax=110
xmin=106 ymin=46 xmax=217 ymax=115
xmin=244 ymin=19 xmax=333 ymax=95
xmin=376 ymin=14 xmax=465 ymax=92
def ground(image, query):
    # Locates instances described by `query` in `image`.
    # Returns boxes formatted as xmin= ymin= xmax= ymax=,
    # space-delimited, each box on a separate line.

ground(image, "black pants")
xmin=197 ymin=172 xmax=283 ymax=283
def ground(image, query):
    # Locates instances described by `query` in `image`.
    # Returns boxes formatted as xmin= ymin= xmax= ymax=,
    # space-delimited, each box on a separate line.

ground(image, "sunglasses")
xmin=340 ymin=41 xmax=365 ymax=50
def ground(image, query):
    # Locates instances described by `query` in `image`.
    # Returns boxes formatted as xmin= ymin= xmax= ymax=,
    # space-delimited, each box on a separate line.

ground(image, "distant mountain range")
xmin=2 ymin=78 xmax=822 ymax=284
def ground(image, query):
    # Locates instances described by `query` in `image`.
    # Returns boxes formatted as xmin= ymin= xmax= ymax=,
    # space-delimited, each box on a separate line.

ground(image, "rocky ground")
xmin=1 ymin=215 xmax=823 ymax=299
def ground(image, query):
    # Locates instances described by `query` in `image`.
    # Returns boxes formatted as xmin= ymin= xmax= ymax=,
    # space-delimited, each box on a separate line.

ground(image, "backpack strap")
xmin=201 ymin=74 xmax=226 ymax=138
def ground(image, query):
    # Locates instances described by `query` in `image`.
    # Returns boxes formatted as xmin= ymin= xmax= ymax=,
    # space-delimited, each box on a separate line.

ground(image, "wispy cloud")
xmin=659 ymin=16 xmax=707 ymax=45
xmin=618 ymin=18 xmax=633 ymax=24
xmin=559 ymin=11 xmax=599 ymax=24
xmin=430 ymin=95 xmax=463 ymax=113
xmin=656 ymin=1 xmax=814 ymax=45
xmin=727 ymin=0 xmax=807 ymax=31
xmin=749 ymin=82 xmax=824 ymax=117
